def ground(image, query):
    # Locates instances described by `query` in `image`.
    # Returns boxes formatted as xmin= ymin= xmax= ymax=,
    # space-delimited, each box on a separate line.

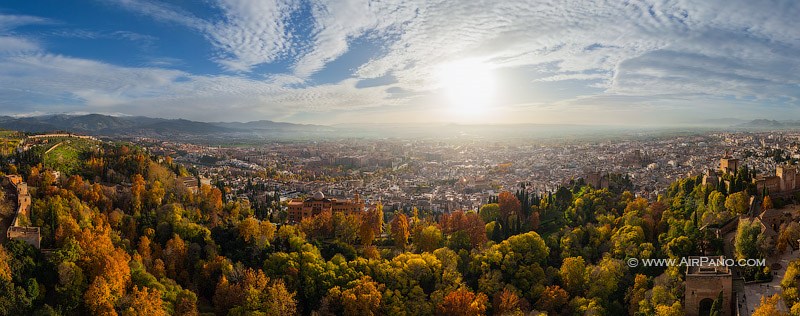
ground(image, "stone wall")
xmin=4 ymin=175 xmax=41 ymax=249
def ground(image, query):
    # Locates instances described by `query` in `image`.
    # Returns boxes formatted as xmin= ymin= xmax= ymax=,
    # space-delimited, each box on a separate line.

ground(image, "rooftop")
xmin=686 ymin=256 xmax=732 ymax=276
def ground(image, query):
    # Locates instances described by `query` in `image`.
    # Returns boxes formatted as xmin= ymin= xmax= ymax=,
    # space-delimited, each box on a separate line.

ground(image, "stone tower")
xmin=684 ymin=256 xmax=733 ymax=316
xmin=777 ymin=165 xmax=796 ymax=192
xmin=719 ymin=153 xmax=739 ymax=175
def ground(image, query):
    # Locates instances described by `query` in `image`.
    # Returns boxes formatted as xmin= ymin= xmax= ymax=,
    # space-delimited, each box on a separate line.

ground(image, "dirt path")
xmin=43 ymin=141 xmax=64 ymax=155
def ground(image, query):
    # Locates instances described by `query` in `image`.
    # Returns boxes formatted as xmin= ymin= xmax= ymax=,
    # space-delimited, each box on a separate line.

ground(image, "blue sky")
xmin=0 ymin=0 xmax=798 ymax=125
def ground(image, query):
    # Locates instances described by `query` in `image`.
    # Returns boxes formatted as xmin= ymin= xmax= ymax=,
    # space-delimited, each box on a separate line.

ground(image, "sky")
xmin=0 ymin=0 xmax=798 ymax=125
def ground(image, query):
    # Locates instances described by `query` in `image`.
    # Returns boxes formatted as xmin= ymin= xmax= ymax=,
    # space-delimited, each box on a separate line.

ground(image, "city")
xmin=134 ymin=130 xmax=800 ymax=215
xmin=1 ymin=1 xmax=799 ymax=316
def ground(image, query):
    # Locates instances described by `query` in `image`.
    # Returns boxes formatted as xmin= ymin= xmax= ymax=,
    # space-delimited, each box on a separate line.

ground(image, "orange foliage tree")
xmin=439 ymin=210 xmax=487 ymax=248
xmin=492 ymin=288 xmax=528 ymax=315
xmin=536 ymin=285 xmax=569 ymax=314
xmin=437 ymin=287 xmax=488 ymax=316
xmin=498 ymin=191 xmax=521 ymax=235
xmin=391 ymin=213 xmax=410 ymax=250
xmin=121 ymin=286 xmax=167 ymax=316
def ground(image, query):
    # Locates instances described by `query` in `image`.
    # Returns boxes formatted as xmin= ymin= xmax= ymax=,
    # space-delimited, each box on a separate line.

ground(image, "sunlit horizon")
xmin=0 ymin=1 xmax=798 ymax=125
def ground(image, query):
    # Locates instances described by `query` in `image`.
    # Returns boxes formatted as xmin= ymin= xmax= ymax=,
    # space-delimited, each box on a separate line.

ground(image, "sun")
xmin=437 ymin=59 xmax=496 ymax=118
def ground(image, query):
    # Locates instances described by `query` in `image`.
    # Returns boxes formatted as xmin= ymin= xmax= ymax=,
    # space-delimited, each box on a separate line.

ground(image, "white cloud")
xmin=111 ymin=0 xmax=206 ymax=29
xmin=208 ymin=0 xmax=297 ymax=72
xmin=4 ymin=0 xmax=800 ymax=123
xmin=0 ymin=13 xmax=50 ymax=54
xmin=0 ymin=53 xmax=397 ymax=121
xmin=0 ymin=14 xmax=50 ymax=31
xmin=346 ymin=0 xmax=800 ymax=117
xmin=0 ymin=36 xmax=40 ymax=53
xmin=290 ymin=0 xmax=416 ymax=78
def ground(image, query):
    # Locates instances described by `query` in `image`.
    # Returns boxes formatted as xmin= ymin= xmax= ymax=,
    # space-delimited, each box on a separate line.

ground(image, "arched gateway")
xmin=684 ymin=256 xmax=732 ymax=316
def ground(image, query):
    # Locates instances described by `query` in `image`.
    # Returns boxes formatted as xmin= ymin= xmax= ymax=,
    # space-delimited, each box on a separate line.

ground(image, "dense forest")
xmin=1 ymin=141 xmax=798 ymax=315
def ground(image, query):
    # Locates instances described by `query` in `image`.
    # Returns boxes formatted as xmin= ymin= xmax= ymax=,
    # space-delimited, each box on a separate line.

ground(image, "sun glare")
xmin=437 ymin=59 xmax=496 ymax=118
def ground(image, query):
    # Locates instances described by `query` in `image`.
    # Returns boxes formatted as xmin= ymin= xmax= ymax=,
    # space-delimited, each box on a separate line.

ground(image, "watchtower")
xmin=684 ymin=256 xmax=732 ymax=316
xmin=719 ymin=152 xmax=739 ymax=175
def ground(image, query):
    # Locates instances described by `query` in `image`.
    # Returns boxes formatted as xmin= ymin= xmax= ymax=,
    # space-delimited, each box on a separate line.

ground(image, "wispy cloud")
xmin=109 ymin=0 xmax=296 ymax=72
xmin=0 ymin=14 xmax=51 ymax=31
xmin=0 ymin=53 xmax=396 ymax=121
xmin=2 ymin=0 xmax=799 ymax=124
xmin=290 ymin=0 xmax=416 ymax=78
xmin=0 ymin=13 xmax=50 ymax=54
xmin=208 ymin=0 xmax=297 ymax=72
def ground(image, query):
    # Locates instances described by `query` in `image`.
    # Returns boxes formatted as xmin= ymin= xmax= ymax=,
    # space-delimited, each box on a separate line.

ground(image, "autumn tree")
xmin=164 ymin=234 xmax=188 ymax=283
xmin=498 ymin=191 xmax=521 ymax=236
xmin=146 ymin=180 xmax=166 ymax=208
xmin=415 ymin=225 xmax=443 ymax=252
xmin=471 ymin=232 xmax=549 ymax=302
xmin=781 ymin=260 xmax=800 ymax=306
xmin=0 ymin=245 xmax=10 ymax=282
xmin=627 ymin=274 xmax=650 ymax=316
xmin=560 ymin=256 xmax=587 ymax=296
xmin=137 ymin=236 xmax=153 ymax=269
xmin=585 ymin=257 xmax=626 ymax=301
xmin=324 ymin=276 xmax=384 ymax=316
xmin=437 ymin=287 xmax=488 ymax=316
xmin=536 ymin=285 xmax=569 ymax=314
xmin=655 ymin=301 xmax=684 ymax=316
xmin=214 ymin=267 xmax=297 ymax=315
xmin=121 ymin=286 xmax=167 ymax=316
xmin=778 ymin=222 xmax=800 ymax=253
xmin=301 ymin=210 xmax=334 ymax=240
xmin=333 ymin=212 xmax=361 ymax=244
xmin=199 ymin=185 xmax=224 ymax=227
xmin=84 ymin=277 xmax=116 ymax=315
xmin=752 ymin=294 xmax=788 ymax=316
xmin=492 ymin=288 xmax=528 ymax=315
xmin=174 ymin=290 xmax=199 ymax=316
xmin=528 ymin=209 xmax=540 ymax=231
xmin=359 ymin=204 xmax=384 ymax=246
xmin=257 ymin=279 xmax=297 ymax=316
xmin=131 ymin=174 xmax=146 ymax=215
xmin=391 ymin=213 xmax=410 ymax=250
xmin=238 ymin=216 xmax=276 ymax=249
xmin=763 ymin=195 xmax=774 ymax=211
xmin=440 ymin=210 xmax=487 ymax=249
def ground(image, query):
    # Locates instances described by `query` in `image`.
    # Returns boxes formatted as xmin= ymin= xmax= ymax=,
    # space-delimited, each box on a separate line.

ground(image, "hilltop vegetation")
xmin=42 ymin=138 xmax=100 ymax=176
xmin=0 ymin=130 xmax=23 ymax=156
xmin=0 ymin=134 xmax=792 ymax=315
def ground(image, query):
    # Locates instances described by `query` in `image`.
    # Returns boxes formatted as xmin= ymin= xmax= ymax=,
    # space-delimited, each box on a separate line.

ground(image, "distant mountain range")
xmin=735 ymin=119 xmax=800 ymax=129
xmin=3 ymin=114 xmax=799 ymax=142
xmin=0 ymin=114 xmax=333 ymax=140
xmin=0 ymin=114 xmax=621 ymax=140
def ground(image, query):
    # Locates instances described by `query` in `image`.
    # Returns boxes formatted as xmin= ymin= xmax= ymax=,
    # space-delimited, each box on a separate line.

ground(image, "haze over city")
xmin=5 ymin=1 xmax=800 ymax=316
xmin=1 ymin=0 xmax=799 ymax=125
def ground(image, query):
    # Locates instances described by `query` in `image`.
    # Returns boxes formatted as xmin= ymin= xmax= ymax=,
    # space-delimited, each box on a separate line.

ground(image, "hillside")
xmin=0 ymin=137 xmax=780 ymax=315
xmin=0 ymin=114 xmax=324 ymax=140
xmin=0 ymin=130 xmax=23 ymax=156
xmin=42 ymin=137 xmax=99 ymax=175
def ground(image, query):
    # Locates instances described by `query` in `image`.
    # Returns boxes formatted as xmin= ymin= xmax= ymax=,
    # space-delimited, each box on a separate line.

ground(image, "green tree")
xmin=735 ymin=218 xmax=762 ymax=260
xmin=416 ymin=225 xmax=443 ymax=253
xmin=725 ymin=191 xmax=750 ymax=215
xmin=479 ymin=203 xmax=500 ymax=223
